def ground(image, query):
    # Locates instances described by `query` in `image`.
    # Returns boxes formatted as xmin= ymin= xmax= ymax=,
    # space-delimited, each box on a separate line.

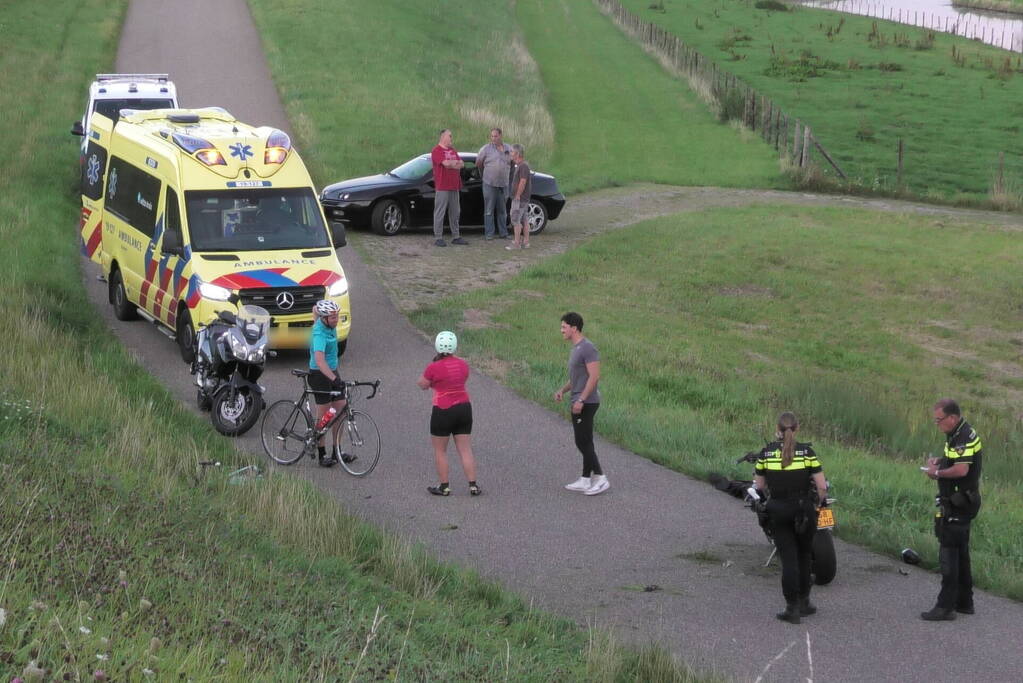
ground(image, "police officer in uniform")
xmin=753 ymin=411 xmax=828 ymax=625
xmin=921 ymin=398 xmax=982 ymax=621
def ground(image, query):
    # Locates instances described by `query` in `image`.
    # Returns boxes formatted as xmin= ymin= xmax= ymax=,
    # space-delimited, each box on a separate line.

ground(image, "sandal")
xmin=427 ymin=484 xmax=450 ymax=496
xmin=469 ymin=483 xmax=482 ymax=496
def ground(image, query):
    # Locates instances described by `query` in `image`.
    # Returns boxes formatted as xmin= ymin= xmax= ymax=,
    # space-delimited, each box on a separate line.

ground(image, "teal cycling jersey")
xmin=309 ymin=319 xmax=338 ymax=371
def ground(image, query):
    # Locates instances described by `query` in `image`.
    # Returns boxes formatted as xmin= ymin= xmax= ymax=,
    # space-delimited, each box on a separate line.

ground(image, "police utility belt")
xmin=935 ymin=489 xmax=979 ymax=521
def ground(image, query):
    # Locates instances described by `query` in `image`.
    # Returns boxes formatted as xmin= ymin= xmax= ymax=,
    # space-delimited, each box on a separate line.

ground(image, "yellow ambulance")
xmin=79 ymin=107 xmax=350 ymax=362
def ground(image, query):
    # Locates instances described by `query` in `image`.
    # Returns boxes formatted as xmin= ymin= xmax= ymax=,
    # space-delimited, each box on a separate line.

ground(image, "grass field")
xmin=616 ymin=0 xmax=1023 ymax=203
xmin=250 ymin=0 xmax=784 ymax=195
xmin=0 ymin=0 xmax=705 ymax=679
xmin=411 ymin=205 xmax=1023 ymax=600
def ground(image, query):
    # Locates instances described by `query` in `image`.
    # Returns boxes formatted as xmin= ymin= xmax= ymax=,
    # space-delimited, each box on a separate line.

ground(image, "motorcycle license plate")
xmin=817 ymin=508 xmax=835 ymax=529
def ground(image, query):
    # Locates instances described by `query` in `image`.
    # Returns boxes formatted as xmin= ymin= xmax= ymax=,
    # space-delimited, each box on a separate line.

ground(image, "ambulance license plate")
xmin=817 ymin=508 xmax=835 ymax=529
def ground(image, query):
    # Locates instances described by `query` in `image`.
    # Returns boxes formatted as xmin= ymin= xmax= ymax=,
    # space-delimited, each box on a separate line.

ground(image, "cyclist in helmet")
xmin=310 ymin=299 xmax=350 ymax=467
xmin=417 ymin=330 xmax=480 ymax=496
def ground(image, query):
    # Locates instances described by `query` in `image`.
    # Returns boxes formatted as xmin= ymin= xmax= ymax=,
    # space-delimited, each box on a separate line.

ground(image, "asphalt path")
xmin=89 ymin=1 xmax=1023 ymax=680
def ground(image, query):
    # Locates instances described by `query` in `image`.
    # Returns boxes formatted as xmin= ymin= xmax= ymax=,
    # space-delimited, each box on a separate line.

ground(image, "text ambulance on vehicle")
xmin=79 ymin=107 xmax=351 ymax=362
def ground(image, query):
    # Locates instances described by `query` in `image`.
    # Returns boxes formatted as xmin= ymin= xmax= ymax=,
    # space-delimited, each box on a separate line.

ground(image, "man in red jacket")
xmin=431 ymin=129 xmax=468 ymax=247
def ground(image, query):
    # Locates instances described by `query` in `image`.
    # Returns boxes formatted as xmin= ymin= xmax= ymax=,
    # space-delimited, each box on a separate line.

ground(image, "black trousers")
xmin=572 ymin=402 xmax=602 ymax=477
xmin=936 ymin=519 xmax=973 ymax=609
xmin=767 ymin=499 xmax=816 ymax=604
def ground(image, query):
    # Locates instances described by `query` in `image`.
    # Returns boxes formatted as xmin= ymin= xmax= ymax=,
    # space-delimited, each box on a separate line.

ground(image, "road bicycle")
xmin=260 ymin=370 xmax=381 ymax=476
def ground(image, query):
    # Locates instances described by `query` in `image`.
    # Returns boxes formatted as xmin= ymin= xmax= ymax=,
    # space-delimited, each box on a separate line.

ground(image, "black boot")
xmin=776 ymin=603 xmax=801 ymax=625
xmin=799 ymin=595 xmax=817 ymax=616
xmin=920 ymin=606 xmax=956 ymax=621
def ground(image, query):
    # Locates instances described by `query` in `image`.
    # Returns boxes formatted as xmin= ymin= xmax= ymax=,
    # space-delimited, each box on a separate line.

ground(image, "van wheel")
xmin=110 ymin=269 xmax=138 ymax=321
xmin=371 ymin=199 xmax=404 ymax=236
xmin=177 ymin=309 xmax=196 ymax=364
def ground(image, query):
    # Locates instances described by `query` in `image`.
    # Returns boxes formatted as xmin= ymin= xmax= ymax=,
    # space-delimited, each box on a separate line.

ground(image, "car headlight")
xmin=340 ymin=193 xmax=351 ymax=201
xmin=328 ymin=278 xmax=349 ymax=297
xmin=199 ymin=282 xmax=232 ymax=301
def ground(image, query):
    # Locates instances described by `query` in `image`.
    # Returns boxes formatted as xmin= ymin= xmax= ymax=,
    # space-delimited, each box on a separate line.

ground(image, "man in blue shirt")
xmin=309 ymin=300 xmax=349 ymax=467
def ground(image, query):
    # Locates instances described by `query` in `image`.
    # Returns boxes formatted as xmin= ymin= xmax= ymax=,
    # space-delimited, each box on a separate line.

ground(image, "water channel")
xmin=802 ymin=0 xmax=1023 ymax=51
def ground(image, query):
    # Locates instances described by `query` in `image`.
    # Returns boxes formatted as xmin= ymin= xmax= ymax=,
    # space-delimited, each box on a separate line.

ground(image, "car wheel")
xmin=110 ymin=268 xmax=138 ymax=321
xmin=371 ymin=199 xmax=404 ymax=236
xmin=177 ymin=308 xmax=196 ymax=364
xmin=526 ymin=200 xmax=548 ymax=235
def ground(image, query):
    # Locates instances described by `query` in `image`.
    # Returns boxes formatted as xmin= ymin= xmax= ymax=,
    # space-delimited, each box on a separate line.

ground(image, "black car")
xmin=320 ymin=153 xmax=566 ymax=236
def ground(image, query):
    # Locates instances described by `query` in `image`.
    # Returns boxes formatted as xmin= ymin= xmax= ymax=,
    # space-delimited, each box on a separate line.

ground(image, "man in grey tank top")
xmin=554 ymin=312 xmax=609 ymax=495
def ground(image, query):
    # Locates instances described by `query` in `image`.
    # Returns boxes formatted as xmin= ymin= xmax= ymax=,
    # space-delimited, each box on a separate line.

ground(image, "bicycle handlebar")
xmin=345 ymin=379 xmax=380 ymax=400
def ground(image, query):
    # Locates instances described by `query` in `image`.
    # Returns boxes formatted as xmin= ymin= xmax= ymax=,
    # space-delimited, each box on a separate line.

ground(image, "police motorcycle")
xmin=735 ymin=451 xmax=838 ymax=586
xmin=191 ymin=305 xmax=272 ymax=436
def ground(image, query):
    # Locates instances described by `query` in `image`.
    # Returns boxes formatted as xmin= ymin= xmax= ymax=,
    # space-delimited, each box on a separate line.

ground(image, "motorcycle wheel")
xmin=811 ymin=530 xmax=837 ymax=585
xmin=210 ymin=388 xmax=263 ymax=437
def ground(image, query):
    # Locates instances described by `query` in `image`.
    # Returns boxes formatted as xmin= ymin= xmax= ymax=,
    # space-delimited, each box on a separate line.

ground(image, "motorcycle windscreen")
xmin=236 ymin=304 xmax=271 ymax=343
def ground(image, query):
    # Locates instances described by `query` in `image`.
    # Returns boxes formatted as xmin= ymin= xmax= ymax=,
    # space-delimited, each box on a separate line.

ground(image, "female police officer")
xmin=753 ymin=411 xmax=828 ymax=625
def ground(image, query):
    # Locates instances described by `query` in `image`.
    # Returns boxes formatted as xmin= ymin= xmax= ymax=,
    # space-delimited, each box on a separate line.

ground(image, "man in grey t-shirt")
xmin=477 ymin=128 xmax=513 ymax=240
xmin=554 ymin=311 xmax=609 ymax=496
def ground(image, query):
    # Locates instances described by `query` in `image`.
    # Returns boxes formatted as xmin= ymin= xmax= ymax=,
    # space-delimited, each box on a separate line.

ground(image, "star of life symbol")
xmin=108 ymin=168 xmax=118 ymax=198
xmin=229 ymin=143 xmax=254 ymax=161
xmin=87 ymin=154 xmax=101 ymax=186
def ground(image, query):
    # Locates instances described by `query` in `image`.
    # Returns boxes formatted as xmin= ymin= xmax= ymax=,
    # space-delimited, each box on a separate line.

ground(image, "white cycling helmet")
xmin=315 ymin=299 xmax=340 ymax=317
xmin=434 ymin=330 xmax=457 ymax=354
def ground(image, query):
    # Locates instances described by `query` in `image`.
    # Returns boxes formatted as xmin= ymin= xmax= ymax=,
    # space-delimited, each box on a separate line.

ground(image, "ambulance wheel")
xmin=110 ymin=269 xmax=138 ymax=321
xmin=338 ymin=337 xmax=348 ymax=357
xmin=177 ymin=310 xmax=196 ymax=364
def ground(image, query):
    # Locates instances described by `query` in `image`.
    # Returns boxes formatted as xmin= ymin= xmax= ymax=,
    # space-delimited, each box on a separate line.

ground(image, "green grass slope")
xmin=0 ymin=0 xmax=706 ymax=679
xmin=516 ymin=0 xmax=782 ymax=193
xmin=412 ymin=205 xmax=1023 ymax=600
xmin=250 ymin=0 xmax=783 ymax=195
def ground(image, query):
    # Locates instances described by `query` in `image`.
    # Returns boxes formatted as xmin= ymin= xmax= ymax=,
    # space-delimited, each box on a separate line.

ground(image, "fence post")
xmin=897 ymin=138 xmax=904 ymax=189
xmin=801 ymin=126 xmax=812 ymax=167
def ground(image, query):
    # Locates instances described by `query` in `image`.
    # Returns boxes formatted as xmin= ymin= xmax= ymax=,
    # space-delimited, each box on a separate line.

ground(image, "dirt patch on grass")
xmin=717 ymin=284 xmax=775 ymax=298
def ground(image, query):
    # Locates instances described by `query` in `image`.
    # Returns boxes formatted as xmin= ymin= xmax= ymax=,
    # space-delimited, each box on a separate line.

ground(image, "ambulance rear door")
xmin=80 ymin=113 xmax=113 ymax=263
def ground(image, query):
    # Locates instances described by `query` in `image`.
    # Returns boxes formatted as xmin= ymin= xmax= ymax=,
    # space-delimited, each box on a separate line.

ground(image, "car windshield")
xmin=93 ymin=98 xmax=175 ymax=121
xmin=184 ymin=187 xmax=330 ymax=252
xmin=389 ymin=155 xmax=432 ymax=179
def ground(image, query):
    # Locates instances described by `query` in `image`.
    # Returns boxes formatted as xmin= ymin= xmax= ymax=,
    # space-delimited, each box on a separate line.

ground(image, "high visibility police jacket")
xmin=755 ymin=441 xmax=822 ymax=500
xmin=939 ymin=418 xmax=982 ymax=513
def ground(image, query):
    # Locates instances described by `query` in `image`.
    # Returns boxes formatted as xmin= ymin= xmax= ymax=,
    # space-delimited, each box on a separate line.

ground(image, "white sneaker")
xmin=584 ymin=475 xmax=610 ymax=496
xmin=564 ymin=476 xmax=591 ymax=492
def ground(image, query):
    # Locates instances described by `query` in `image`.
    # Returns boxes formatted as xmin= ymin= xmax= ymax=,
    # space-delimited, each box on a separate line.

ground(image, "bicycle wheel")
xmin=261 ymin=400 xmax=313 ymax=465
xmin=336 ymin=410 xmax=381 ymax=476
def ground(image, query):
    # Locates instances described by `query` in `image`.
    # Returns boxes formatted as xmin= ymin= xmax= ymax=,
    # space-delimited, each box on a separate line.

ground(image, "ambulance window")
xmin=106 ymin=156 xmax=161 ymax=238
xmin=164 ymin=188 xmax=182 ymax=246
xmin=81 ymin=141 xmax=107 ymax=201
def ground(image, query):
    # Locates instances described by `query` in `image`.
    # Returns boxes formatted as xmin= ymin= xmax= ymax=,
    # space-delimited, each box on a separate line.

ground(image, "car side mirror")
xmin=162 ymin=229 xmax=183 ymax=255
xmin=71 ymin=121 xmax=85 ymax=136
xmin=330 ymin=221 xmax=347 ymax=248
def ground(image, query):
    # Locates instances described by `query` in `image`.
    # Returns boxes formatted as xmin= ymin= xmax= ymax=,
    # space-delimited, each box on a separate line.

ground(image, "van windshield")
xmin=93 ymin=99 xmax=175 ymax=121
xmin=184 ymin=187 xmax=330 ymax=252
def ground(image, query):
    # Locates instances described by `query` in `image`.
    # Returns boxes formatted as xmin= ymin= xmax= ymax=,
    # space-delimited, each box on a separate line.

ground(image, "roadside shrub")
xmin=914 ymin=31 xmax=935 ymax=50
xmin=764 ymin=50 xmax=842 ymax=81
xmin=754 ymin=0 xmax=788 ymax=10
xmin=648 ymin=0 xmax=666 ymax=11
xmin=712 ymin=82 xmax=747 ymax=123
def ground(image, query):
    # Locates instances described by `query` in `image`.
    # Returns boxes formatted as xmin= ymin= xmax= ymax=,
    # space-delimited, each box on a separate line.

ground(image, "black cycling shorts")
xmin=430 ymin=402 xmax=473 ymax=437
xmin=308 ymin=370 xmax=344 ymax=405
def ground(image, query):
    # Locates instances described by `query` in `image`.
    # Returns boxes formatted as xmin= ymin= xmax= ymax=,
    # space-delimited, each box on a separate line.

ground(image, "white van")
xmin=71 ymin=74 xmax=178 ymax=162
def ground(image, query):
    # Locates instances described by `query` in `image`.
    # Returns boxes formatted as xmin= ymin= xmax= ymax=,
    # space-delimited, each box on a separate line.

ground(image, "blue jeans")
xmin=482 ymin=183 xmax=508 ymax=238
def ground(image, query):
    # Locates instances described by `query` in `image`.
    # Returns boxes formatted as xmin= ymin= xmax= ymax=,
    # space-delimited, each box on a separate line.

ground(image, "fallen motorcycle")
xmin=191 ymin=305 xmax=271 ymax=436
xmin=735 ymin=451 xmax=838 ymax=586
